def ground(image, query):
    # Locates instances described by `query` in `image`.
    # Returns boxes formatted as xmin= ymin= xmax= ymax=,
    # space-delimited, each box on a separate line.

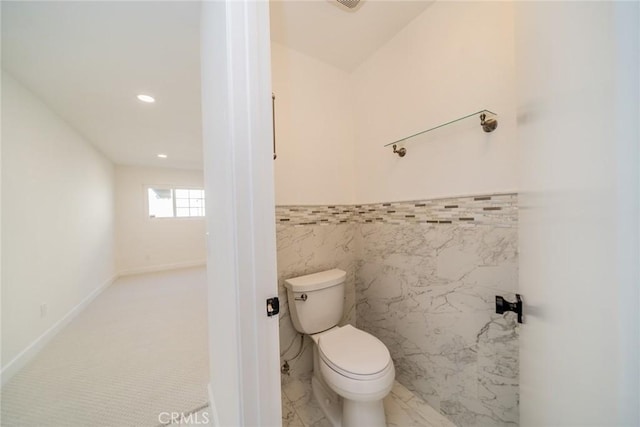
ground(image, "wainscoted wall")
xmin=276 ymin=193 xmax=519 ymax=426
xmin=356 ymin=194 xmax=519 ymax=427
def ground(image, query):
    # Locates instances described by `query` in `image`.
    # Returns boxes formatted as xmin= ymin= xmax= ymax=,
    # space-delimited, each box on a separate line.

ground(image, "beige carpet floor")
xmin=1 ymin=267 xmax=209 ymax=427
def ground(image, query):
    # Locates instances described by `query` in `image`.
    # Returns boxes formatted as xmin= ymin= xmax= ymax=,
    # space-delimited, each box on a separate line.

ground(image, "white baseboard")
xmin=118 ymin=260 xmax=206 ymax=277
xmin=208 ymin=383 xmax=219 ymax=427
xmin=0 ymin=274 xmax=118 ymax=386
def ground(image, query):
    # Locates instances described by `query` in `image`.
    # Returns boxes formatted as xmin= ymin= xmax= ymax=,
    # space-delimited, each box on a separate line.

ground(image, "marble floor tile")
xmin=391 ymin=380 xmax=417 ymax=402
xmin=283 ymin=376 xmax=328 ymax=427
xmin=385 ymin=393 xmax=434 ymax=427
xmin=282 ymin=378 xmax=457 ymax=427
xmin=283 ymin=393 xmax=306 ymax=427
xmin=404 ymin=397 xmax=457 ymax=427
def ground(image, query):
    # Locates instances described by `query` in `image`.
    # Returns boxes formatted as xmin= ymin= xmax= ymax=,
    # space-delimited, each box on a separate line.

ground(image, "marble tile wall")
xmin=276 ymin=193 xmax=519 ymax=426
xmin=276 ymin=224 xmax=357 ymax=382
xmin=356 ymin=221 xmax=519 ymax=426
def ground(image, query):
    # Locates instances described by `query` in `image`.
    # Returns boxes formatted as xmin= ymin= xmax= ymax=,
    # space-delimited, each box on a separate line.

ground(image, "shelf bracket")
xmin=392 ymin=144 xmax=406 ymax=158
xmin=480 ymin=113 xmax=498 ymax=133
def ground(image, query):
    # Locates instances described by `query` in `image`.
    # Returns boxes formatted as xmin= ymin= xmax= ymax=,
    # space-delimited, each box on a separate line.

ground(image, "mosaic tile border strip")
xmin=276 ymin=193 xmax=517 ymax=227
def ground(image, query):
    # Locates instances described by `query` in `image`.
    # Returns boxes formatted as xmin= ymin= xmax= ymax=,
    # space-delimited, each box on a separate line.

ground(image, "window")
xmin=148 ymin=188 xmax=205 ymax=218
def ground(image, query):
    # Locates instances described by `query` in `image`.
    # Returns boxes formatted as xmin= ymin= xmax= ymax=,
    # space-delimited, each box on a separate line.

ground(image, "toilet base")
xmin=312 ymin=375 xmax=342 ymax=426
xmin=312 ymin=375 xmax=386 ymax=427
xmin=342 ymin=398 xmax=386 ymax=427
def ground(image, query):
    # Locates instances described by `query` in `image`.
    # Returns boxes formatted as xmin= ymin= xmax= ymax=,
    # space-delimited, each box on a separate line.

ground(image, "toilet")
xmin=285 ymin=269 xmax=395 ymax=427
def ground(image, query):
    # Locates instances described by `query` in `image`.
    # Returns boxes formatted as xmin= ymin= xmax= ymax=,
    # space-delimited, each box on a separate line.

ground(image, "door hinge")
xmin=266 ymin=297 xmax=280 ymax=317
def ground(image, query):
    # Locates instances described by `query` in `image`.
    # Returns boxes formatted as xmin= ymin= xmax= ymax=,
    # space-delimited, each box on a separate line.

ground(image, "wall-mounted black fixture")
xmin=496 ymin=294 xmax=523 ymax=324
xmin=266 ymin=297 xmax=279 ymax=317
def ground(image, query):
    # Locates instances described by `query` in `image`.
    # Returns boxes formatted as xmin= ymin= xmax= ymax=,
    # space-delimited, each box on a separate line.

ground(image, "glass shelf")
xmin=384 ymin=109 xmax=497 ymax=147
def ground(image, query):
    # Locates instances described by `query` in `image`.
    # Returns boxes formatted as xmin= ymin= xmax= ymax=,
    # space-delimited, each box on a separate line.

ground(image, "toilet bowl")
xmin=317 ymin=325 xmax=394 ymax=400
xmin=314 ymin=325 xmax=395 ymax=426
xmin=285 ymin=269 xmax=395 ymax=427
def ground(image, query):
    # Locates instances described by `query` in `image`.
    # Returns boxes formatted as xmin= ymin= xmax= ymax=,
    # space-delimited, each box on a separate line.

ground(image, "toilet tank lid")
xmin=284 ymin=269 xmax=346 ymax=292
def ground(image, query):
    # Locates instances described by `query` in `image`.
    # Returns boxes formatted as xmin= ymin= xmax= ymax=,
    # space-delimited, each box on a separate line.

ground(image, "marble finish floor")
xmin=282 ymin=376 xmax=456 ymax=427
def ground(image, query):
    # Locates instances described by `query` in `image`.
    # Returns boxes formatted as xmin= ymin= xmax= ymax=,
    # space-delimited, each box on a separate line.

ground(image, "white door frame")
xmin=201 ymin=1 xmax=281 ymax=425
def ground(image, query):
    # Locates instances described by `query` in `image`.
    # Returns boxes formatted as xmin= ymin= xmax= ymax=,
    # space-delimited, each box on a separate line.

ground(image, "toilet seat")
xmin=311 ymin=325 xmax=395 ymax=403
xmin=318 ymin=325 xmax=392 ymax=380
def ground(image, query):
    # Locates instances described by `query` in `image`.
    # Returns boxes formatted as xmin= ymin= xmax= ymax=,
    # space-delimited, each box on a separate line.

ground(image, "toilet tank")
xmin=284 ymin=269 xmax=346 ymax=335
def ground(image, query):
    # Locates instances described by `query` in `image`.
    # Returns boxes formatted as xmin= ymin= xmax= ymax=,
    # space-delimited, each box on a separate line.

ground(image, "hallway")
xmin=1 ymin=268 xmax=209 ymax=426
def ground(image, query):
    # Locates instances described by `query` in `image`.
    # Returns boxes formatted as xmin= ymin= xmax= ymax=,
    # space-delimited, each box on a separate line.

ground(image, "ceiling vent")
xmin=336 ymin=0 xmax=360 ymax=10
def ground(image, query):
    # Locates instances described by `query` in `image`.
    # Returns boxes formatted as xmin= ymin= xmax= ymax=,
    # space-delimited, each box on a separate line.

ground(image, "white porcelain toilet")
xmin=285 ymin=269 xmax=395 ymax=427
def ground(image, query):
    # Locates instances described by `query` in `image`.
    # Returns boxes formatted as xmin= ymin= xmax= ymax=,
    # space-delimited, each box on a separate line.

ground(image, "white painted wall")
xmin=1 ymin=72 xmax=116 ymax=369
xmin=114 ymin=165 xmax=205 ymax=276
xmin=271 ymin=42 xmax=356 ymax=205
xmin=351 ymin=1 xmax=518 ymax=203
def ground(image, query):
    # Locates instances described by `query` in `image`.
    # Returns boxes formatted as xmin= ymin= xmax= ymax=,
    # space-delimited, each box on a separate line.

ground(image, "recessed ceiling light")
xmin=157 ymin=154 xmax=168 ymax=159
xmin=137 ymin=94 xmax=155 ymax=103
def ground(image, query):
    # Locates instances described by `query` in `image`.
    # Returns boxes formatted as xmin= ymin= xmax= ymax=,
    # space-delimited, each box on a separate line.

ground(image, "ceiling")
xmin=2 ymin=1 xmax=203 ymax=170
xmin=2 ymin=1 xmax=432 ymax=170
xmin=270 ymin=0 xmax=433 ymax=72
